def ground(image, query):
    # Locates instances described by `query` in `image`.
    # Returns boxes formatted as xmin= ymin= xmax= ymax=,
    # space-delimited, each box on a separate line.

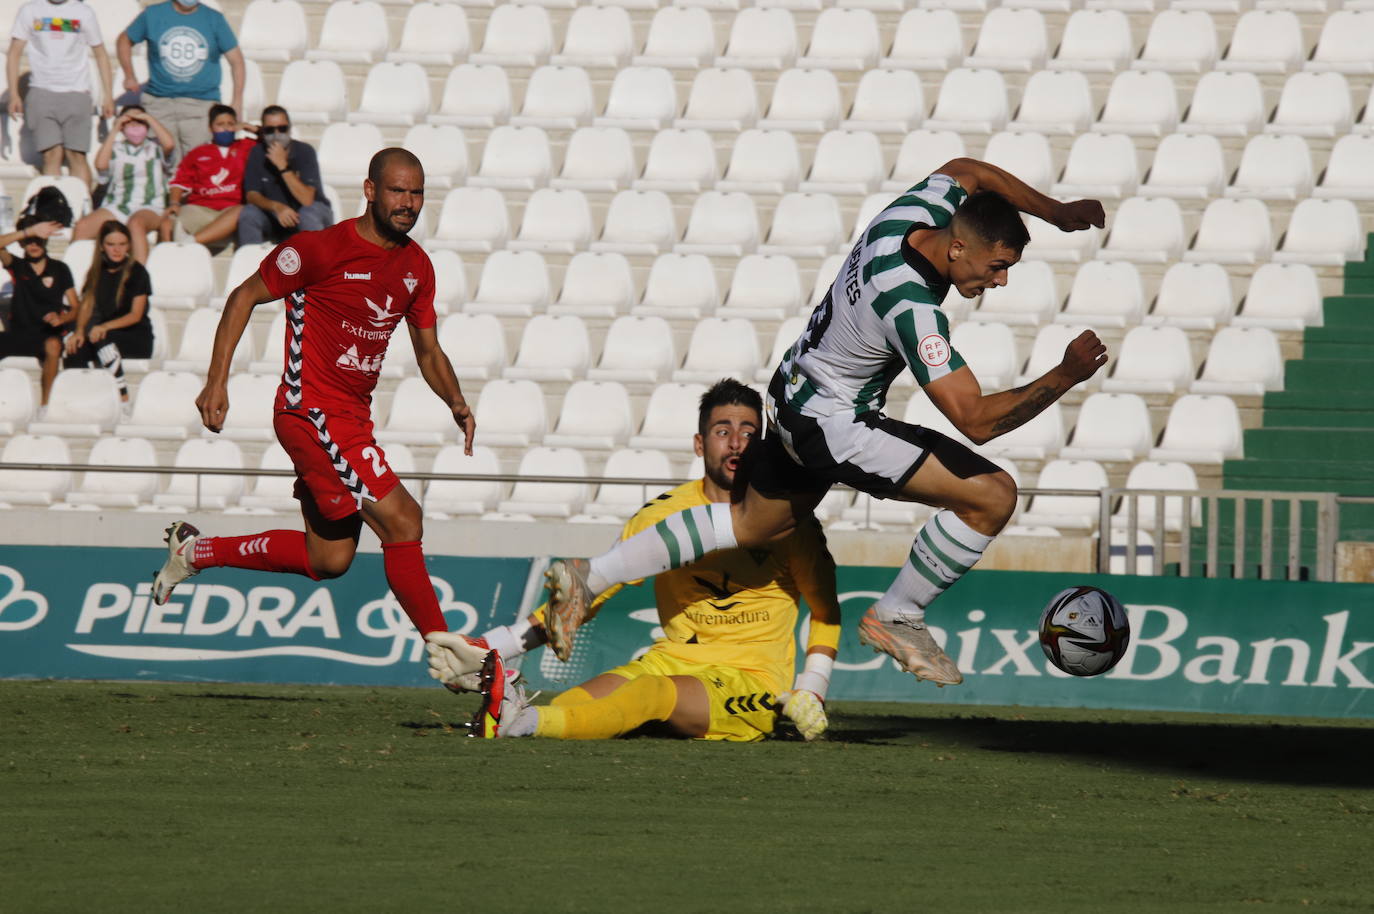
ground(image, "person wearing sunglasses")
xmin=237 ymin=104 xmax=333 ymax=247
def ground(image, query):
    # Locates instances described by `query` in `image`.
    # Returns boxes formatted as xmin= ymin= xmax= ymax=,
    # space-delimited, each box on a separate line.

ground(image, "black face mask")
xmin=23 ymin=249 xmax=46 ymax=263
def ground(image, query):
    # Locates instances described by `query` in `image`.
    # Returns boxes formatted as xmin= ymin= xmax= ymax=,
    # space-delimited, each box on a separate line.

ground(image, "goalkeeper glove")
xmin=776 ymin=689 xmax=828 ymax=741
xmin=424 ymin=631 xmax=491 ymax=693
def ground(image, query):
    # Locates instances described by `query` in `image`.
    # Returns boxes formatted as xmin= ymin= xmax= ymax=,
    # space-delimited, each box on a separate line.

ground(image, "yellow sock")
xmin=549 ymin=686 xmax=596 ymax=708
xmin=535 ymin=676 xmax=678 ymax=740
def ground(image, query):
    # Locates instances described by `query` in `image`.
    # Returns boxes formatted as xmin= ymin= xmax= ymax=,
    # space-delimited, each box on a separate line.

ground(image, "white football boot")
xmin=857 ymin=606 xmax=964 ymax=686
xmin=151 ymin=521 xmax=202 ymax=605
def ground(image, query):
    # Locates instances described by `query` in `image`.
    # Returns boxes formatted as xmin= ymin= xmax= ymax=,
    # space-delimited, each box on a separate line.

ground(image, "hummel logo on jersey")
xmin=403 ymin=272 xmax=418 ymax=293
xmin=345 ymin=271 xmax=372 ymax=281
xmin=336 ymin=344 xmax=384 ymax=374
xmin=364 ymin=294 xmax=395 ymax=327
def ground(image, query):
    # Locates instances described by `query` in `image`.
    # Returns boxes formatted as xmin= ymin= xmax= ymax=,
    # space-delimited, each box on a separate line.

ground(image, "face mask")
xmin=212 ymin=130 xmax=235 ymax=147
xmin=178 ymin=0 xmax=200 ymax=8
xmin=123 ymin=123 xmax=148 ymax=144
xmin=23 ymin=248 xmax=45 ymax=262
xmin=267 ymin=130 xmax=291 ymax=148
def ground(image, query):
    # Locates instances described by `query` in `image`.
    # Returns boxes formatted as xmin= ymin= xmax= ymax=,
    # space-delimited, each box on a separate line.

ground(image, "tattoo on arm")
xmin=990 ymin=384 xmax=1058 ymax=435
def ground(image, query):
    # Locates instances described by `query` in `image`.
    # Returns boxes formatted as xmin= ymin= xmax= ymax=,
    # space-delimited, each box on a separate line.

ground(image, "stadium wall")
xmin=2 ymin=545 xmax=1371 ymax=719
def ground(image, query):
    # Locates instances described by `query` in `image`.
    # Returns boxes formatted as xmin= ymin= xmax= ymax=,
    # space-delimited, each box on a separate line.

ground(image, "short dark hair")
xmin=951 ymin=191 xmax=1030 ymax=251
xmin=117 ymin=103 xmax=144 ymax=117
xmin=697 ymin=378 xmax=762 ymax=436
xmin=208 ymin=103 xmax=236 ymax=126
xmin=260 ymin=105 xmax=289 ymax=123
xmin=367 ymin=147 xmax=424 ymax=185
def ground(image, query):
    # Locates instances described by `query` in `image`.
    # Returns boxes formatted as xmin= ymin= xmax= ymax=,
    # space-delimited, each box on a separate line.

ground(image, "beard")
xmin=703 ymin=458 xmax=735 ymax=494
xmin=370 ymin=200 xmax=415 ymax=241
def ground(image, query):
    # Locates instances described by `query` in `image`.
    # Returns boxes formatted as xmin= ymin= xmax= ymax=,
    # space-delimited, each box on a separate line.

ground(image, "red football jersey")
xmin=169 ymin=138 xmax=256 ymax=210
xmin=258 ymin=218 xmax=437 ymax=419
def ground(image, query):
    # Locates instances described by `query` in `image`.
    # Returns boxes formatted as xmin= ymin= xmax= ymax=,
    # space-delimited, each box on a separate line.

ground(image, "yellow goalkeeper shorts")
xmin=602 ymin=649 xmax=778 ymax=743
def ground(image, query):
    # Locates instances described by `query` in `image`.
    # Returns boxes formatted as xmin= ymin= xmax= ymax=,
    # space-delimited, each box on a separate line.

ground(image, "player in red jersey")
xmin=151 ymin=147 xmax=477 ymax=643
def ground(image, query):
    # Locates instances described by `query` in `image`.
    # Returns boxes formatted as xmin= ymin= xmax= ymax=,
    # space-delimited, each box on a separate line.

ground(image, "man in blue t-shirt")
xmin=116 ymin=0 xmax=243 ymax=159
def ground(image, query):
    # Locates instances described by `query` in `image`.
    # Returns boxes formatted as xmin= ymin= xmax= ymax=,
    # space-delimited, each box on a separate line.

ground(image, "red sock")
xmin=191 ymin=531 xmax=319 ymax=579
xmin=381 ymin=540 xmax=447 ymax=636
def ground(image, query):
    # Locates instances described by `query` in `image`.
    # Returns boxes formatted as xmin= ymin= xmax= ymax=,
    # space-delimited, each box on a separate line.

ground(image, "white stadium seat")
xmin=221 ymin=59 xmax=266 ymax=124
xmin=318 ymin=123 xmax=385 ymax=185
xmin=0 ymin=368 xmax=33 ymax=435
xmin=596 ymin=68 xmax=679 ymax=131
xmin=498 ymin=448 xmax=589 ymax=518
xmin=403 ymin=125 xmax=468 ymax=191
xmin=634 ymin=129 xmax=717 ymax=193
xmin=0 ymin=435 xmax=71 ymax=506
xmin=760 ymin=193 xmax=846 ymax=258
xmin=551 ymin=252 xmax=637 ymax=318
xmin=925 ymin=68 xmax=1008 ymax=134
xmin=379 ymin=378 xmax=459 ymax=446
xmin=1062 ymin=393 xmax=1154 ymax=462
xmin=61 ymin=240 xmax=94 ymax=290
xmin=545 ymin=381 xmax=635 ymax=450
xmin=380 ymin=323 xmax=417 ymax=380
xmin=115 ymin=371 xmax=204 ymax=440
xmin=431 ymin=187 xmax=509 ymax=253
xmin=1112 ymin=461 xmax=1201 ymax=536
xmin=28 ymin=369 xmax=120 ymax=437
xmin=1020 ymin=459 xmax=1109 ymax=530
xmin=635 ymin=253 xmax=719 ymax=320
xmin=1146 ymin=261 xmax=1236 ymax=329
xmin=1011 ymin=70 xmax=1094 ymax=135
xmin=798 ymin=8 xmax=881 ymax=70
xmin=469 ymin=126 xmax=552 ymax=191
xmin=1134 ymin=10 xmax=1218 ymax=72
xmin=1220 ymin=9 xmax=1304 ymax=72
xmin=802 ymin=130 xmax=885 ymax=195
xmin=23 ymin=176 xmax=91 ymax=222
xmin=758 ymin=317 xmax=807 ymax=382
xmin=153 ymin=438 xmax=244 ymax=510
xmin=250 ymin=313 xmax=287 ymax=374
xmin=215 ymin=373 xmax=277 ymax=442
xmin=164 ymin=308 xmax=252 ymax=374
xmin=717 ymin=130 xmax=802 ymax=194
xmin=589 ymin=316 xmax=676 ymax=383
xmin=275 ymin=60 xmax=347 ymax=126
xmin=437 ymin=314 xmax=506 ymax=380
xmin=306 ymin=1 xmax=388 ymax=63
xmin=466 ymin=250 xmax=551 ymax=316
xmin=232 ymin=444 xmax=296 ymax=513
xmin=676 ymin=192 xmax=759 ymax=257
xmin=982 ymin=402 xmax=1065 ymax=461
xmin=635 ymin=6 xmax=715 ymax=68
xmin=1054 ymin=133 xmax=1140 ymax=199
xmin=1057 ymin=261 xmax=1144 ymax=327
xmin=510 ymin=188 xmax=594 ymax=255
xmin=1097 ymin=70 xmax=1180 ymax=137
xmin=62 ymin=437 xmax=159 ymax=510
xmin=883 ymin=130 xmax=965 ymax=192
xmin=504 ymin=314 xmax=591 ymax=381
xmin=810 ymin=255 xmax=845 ymax=307
xmin=881 ymin=9 xmax=963 ymax=71
xmin=720 ymin=255 xmax=805 ymax=320
xmin=1050 ymin=9 xmax=1133 ymax=71
xmin=1314 ymin=135 xmax=1374 ymax=199
xmin=631 ymin=383 xmax=709 ymax=451
xmin=586 ymin=449 xmax=676 ymax=518
xmin=1101 ymin=196 xmax=1186 ymax=263
xmin=1233 ymin=263 xmax=1321 ymax=329
xmin=431 ymin=65 xmax=512 ymax=128
xmin=1274 ymin=198 xmax=1365 ymax=264
xmin=512 ymin=66 xmax=595 ymax=130
xmin=1191 ymin=326 xmax=1285 ymax=395
xmin=474 ymin=379 xmax=548 ymax=447
xmin=761 ymin=69 xmax=843 ymax=133
xmin=950 ymin=321 xmax=1018 ymax=390
xmin=976 ymin=260 xmax=1059 ymax=325
xmin=1150 ymin=394 xmax=1244 ymax=463
xmin=675 ymin=69 xmax=759 ymax=131
xmin=1182 ymin=71 xmax=1266 ymax=135
xmin=966 ymin=8 xmax=1048 ymax=71
xmin=844 ymin=70 xmax=926 ymax=134
xmin=983 ymin=131 xmax=1054 ymax=191
xmin=552 ymin=128 xmax=636 ymax=192
xmin=674 ymin=318 xmax=761 ymax=383
xmin=239 ymin=0 xmax=309 ymax=63
xmin=1023 ymin=214 xmax=1102 ymax=263
xmin=1101 ymin=325 xmax=1195 ymax=394
xmin=423 ymin=446 xmax=504 ymax=518
xmin=1141 ymin=133 xmax=1227 ymax=199
xmin=1185 ymin=198 xmax=1273 ymax=264
xmin=146 ymin=242 xmax=213 ymax=310
xmin=1306 ymin=10 xmax=1374 ymax=73
xmin=1227 ymin=134 xmax=1314 ymax=200
xmin=593 ymin=190 xmax=678 ymax=256
xmin=716 ymin=8 xmax=798 ymax=70
xmin=1018 ymin=323 xmax=1095 ymax=386
xmin=554 ymin=5 xmax=634 ymax=68
xmin=388 ymin=2 xmax=471 ymax=66
xmin=347 ymin=62 xmax=431 ymax=127
xmin=471 ymin=4 xmax=554 ymax=68
xmin=213 ymin=243 xmax=275 ymax=310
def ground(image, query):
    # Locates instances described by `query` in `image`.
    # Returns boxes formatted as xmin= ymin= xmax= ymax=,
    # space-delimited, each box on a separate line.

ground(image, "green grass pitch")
xmin=5 ymin=680 xmax=1372 ymax=913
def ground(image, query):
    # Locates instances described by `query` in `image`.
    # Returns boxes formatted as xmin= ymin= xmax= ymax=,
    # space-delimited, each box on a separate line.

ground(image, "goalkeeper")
xmin=427 ymin=379 xmax=840 ymax=742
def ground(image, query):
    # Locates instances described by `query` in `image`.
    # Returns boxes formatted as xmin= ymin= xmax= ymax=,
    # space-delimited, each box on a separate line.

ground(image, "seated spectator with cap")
xmin=237 ymin=104 xmax=332 ymax=246
xmin=160 ymin=103 xmax=257 ymax=249
xmin=0 ymin=215 xmax=77 ymax=410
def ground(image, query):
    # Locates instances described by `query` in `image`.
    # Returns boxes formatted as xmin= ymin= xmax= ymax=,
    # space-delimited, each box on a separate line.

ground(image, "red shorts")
xmin=274 ymin=408 xmax=400 ymax=521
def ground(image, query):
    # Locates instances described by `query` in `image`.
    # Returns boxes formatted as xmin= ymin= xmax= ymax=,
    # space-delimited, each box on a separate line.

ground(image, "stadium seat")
xmin=164 ymin=308 xmax=252 ymax=375
xmin=387 ymin=2 xmax=471 ymax=66
xmin=504 ymin=314 xmax=591 ymax=381
xmin=1020 ymin=459 xmax=1109 ymax=530
xmin=883 ymin=130 xmax=966 ymax=192
xmin=510 ymin=188 xmax=594 ymax=255
xmin=466 ymin=250 xmax=551 ymax=316
xmin=1010 ymin=70 xmax=1094 ymax=135
xmin=61 ymin=436 xmax=159 ymax=510
xmin=1049 ymin=9 xmax=1133 ymax=71
xmin=26 ymin=369 xmax=117 ymax=437
xmin=1062 ymin=392 xmax=1154 ymax=462
xmin=1096 ymin=70 xmax=1180 ymax=136
xmin=676 ymin=192 xmax=759 ymax=257
xmin=635 ymin=253 xmax=719 ymax=320
xmin=631 ymin=383 xmax=709 ymax=451
xmin=674 ymin=318 xmax=761 ymax=383
xmin=275 ymin=60 xmax=348 ymax=124
xmin=983 ymin=400 xmax=1065 ymax=461
xmin=1053 ymin=133 xmax=1139 ymax=199
xmin=1018 ymin=323 xmax=1096 ymax=386
xmin=512 ymin=66 xmax=595 ymax=130
xmin=346 ymin=62 xmax=431 ymax=127
xmin=114 ymin=370 xmax=204 ymax=440
xmin=717 ymin=130 xmax=803 ymax=194
xmin=220 ymin=59 xmax=266 ymax=123
xmin=469 ymin=126 xmax=552 ymax=191
xmin=1306 ymin=9 xmax=1374 ymax=72
xmin=61 ymin=239 xmax=94 ymax=290
xmin=551 ymin=128 xmax=635 ymax=193
xmin=925 ymin=68 xmax=1008 ymax=133
xmin=1101 ymin=196 xmax=1186 ymax=263
xmin=1233 ymin=262 xmax=1321 ymax=329
xmin=798 ymin=8 xmax=880 ymax=70
xmin=1313 ymin=135 xmax=1374 ymax=199
xmin=212 ymin=373 xmax=277 ymax=442
xmin=1134 ymin=10 xmax=1218 ymax=72
xmin=152 ymin=438 xmax=245 ymax=510
xmin=716 ymin=8 xmax=798 ymax=70
xmin=0 ymin=367 xmax=32 ymax=435
xmin=1145 ymin=261 xmax=1235 ymax=329
xmin=1101 ymin=325 xmax=1194 ymax=394
xmin=1182 ymin=71 xmax=1266 ymax=135
xmin=589 ymin=316 xmax=676 ymax=383
xmin=1057 ymin=261 xmax=1144 ymax=327
xmin=552 ymin=6 xmax=633 ymax=68
xmin=430 ymin=249 xmax=471 ymax=310
xmin=798 ymin=130 xmax=884 ymax=195
xmin=0 ymin=434 xmax=71 ymax=506
xmin=1219 ymin=9 xmax=1304 ymax=72
xmin=1184 ymin=198 xmax=1273 ymax=264
xmin=430 ymin=65 xmax=512 ymax=128
xmin=976 ymin=260 xmax=1059 ymax=325
xmin=983 ymin=131 xmax=1055 ymax=191
xmin=844 ymin=70 xmax=926 ymax=134
xmin=472 ymin=379 xmax=547 ymax=447
xmin=545 ymin=380 xmax=635 ymax=449
xmin=239 ymin=0 xmax=309 ymax=62
xmin=1111 ymin=460 xmax=1200 ymax=536
xmin=719 ymin=255 xmax=805 ymax=320
xmin=592 ymin=190 xmax=677 ymax=256
xmin=431 ymin=187 xmax=509 ymax=253
xmin=380 ymin=324 xmax=418 ymax=380
xmin=212 ymin=243 xmax=275 ymax=310
xmin=1023 ymin=215 xmax=1102 ymax=263
xmin=950 ymin=321 xmax=1018 ymax=390
xmin=305 ymin=1 xmax=388 ymax=63
xmin=1150 ymin=394 xmax=1244 ymax=463
xmin=470 ymin=4 xmax=554 ymax=67
xmin=880 ymin=9 xmax=962 ymax=71
xmin=809 ymin=255 xmax=845 ymax=307
xmin=634 ymin=129 xmax=717 ymax=193
xmin=1139 ymin=133 xmax=1226 ymax=199
xmin=585 ymin=448 xmax=676 ymax=518
xmin=437 ymin=313 xmax=506 ymax=380
xmin=551 ymin=252 xmax=637 ymax=319
xmin=143 ymin=242 xmax=212 ymax=311
xmin=634 ymin=6 xmax=715 ymax=68
xmin=595 ymin=67 xmax=679 ymax=131
xmin=675 ymin=69 xmax=759 ymax=131
xmin=378 ymin=376 xmax=461 ymax=446
xmin=966 ymin=8 xmax=1048 ymax=71
xmin=318 ymin=123 xmax=385 ymax=186
xmin=230 ymin=444 xmax=295 ymax=513
xmin=400 ymin=125 xmax=468 ymax=191
xmin=23 ymin=175 xmax=91 ymax=222
xmin=1191 ymin=326 xmax=1284 ymax=395
xmin=760 ymin=193 xmax=846 ymax=257
xmin=1226 ymin=134 xmax=1314 ymax=200
xmin=1274 ymin=197 xmax=1366 ymax=265
xmin=422 ymin=445 xmax=504 ymax=518
xmin=498 ymin=447 xmax=589 ymax=518
xmin=758 ymin=317 xmax=807 ymax=381
xmin=249 ymin=312 xmax=287 ymax=374
xmin=760 ymin=70 xmax=843 ymax=134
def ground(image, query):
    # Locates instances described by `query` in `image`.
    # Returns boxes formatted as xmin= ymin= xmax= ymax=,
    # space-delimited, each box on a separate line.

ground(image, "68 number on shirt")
xmin=1038 ymin=585 xmax=1131 ymax=677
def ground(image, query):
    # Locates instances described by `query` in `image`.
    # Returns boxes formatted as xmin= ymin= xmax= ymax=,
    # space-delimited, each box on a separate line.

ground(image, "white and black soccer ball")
xmin=1038 ymin=586 xmax=1130 ymax=677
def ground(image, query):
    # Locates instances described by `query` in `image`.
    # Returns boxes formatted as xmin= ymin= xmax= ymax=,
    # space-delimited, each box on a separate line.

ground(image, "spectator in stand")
xmin=65 ymin=218 xmax=153 ymax=407
xmin=116 ymin=0 xmax=243 ymax=161
xmin=0 ymin=216 xmax=77 ymax=410
xmin=160 ymin=103 xmax=256 ymax=249
xmin=237 ymin=105 xmax=332 ymax=246
xmin=72 ymin=104 xmax=175 ymax=264
xmin=6 ymin=0 xmax=115 ymax=190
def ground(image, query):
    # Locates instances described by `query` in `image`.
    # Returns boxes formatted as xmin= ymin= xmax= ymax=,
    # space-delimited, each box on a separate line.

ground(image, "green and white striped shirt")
xmin=777 ymin=173 xmax=969 ymax=419
xmin=107 ymin=139 xmax=169 ymax=212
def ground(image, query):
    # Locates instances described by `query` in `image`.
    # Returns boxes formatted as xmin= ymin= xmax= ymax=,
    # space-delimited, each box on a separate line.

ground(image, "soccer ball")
xmin=1038 ymin=586 xmax=1130 ymax=677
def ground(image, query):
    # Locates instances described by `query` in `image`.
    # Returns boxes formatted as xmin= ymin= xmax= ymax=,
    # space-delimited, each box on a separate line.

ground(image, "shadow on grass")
xmin=831 ymin=710 xmax=1374 ymax=787
xmin=168 ymin=692 xmax=329 ymax=703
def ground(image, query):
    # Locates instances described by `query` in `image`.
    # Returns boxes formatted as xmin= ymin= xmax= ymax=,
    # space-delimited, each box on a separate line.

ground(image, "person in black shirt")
xmin=237 ymin=105 xmax=333 ymax=245
xmin=0 ymin=216 xmax=78 ymax=407
xmin=65 ymin=219 xmax=154 ymax=403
